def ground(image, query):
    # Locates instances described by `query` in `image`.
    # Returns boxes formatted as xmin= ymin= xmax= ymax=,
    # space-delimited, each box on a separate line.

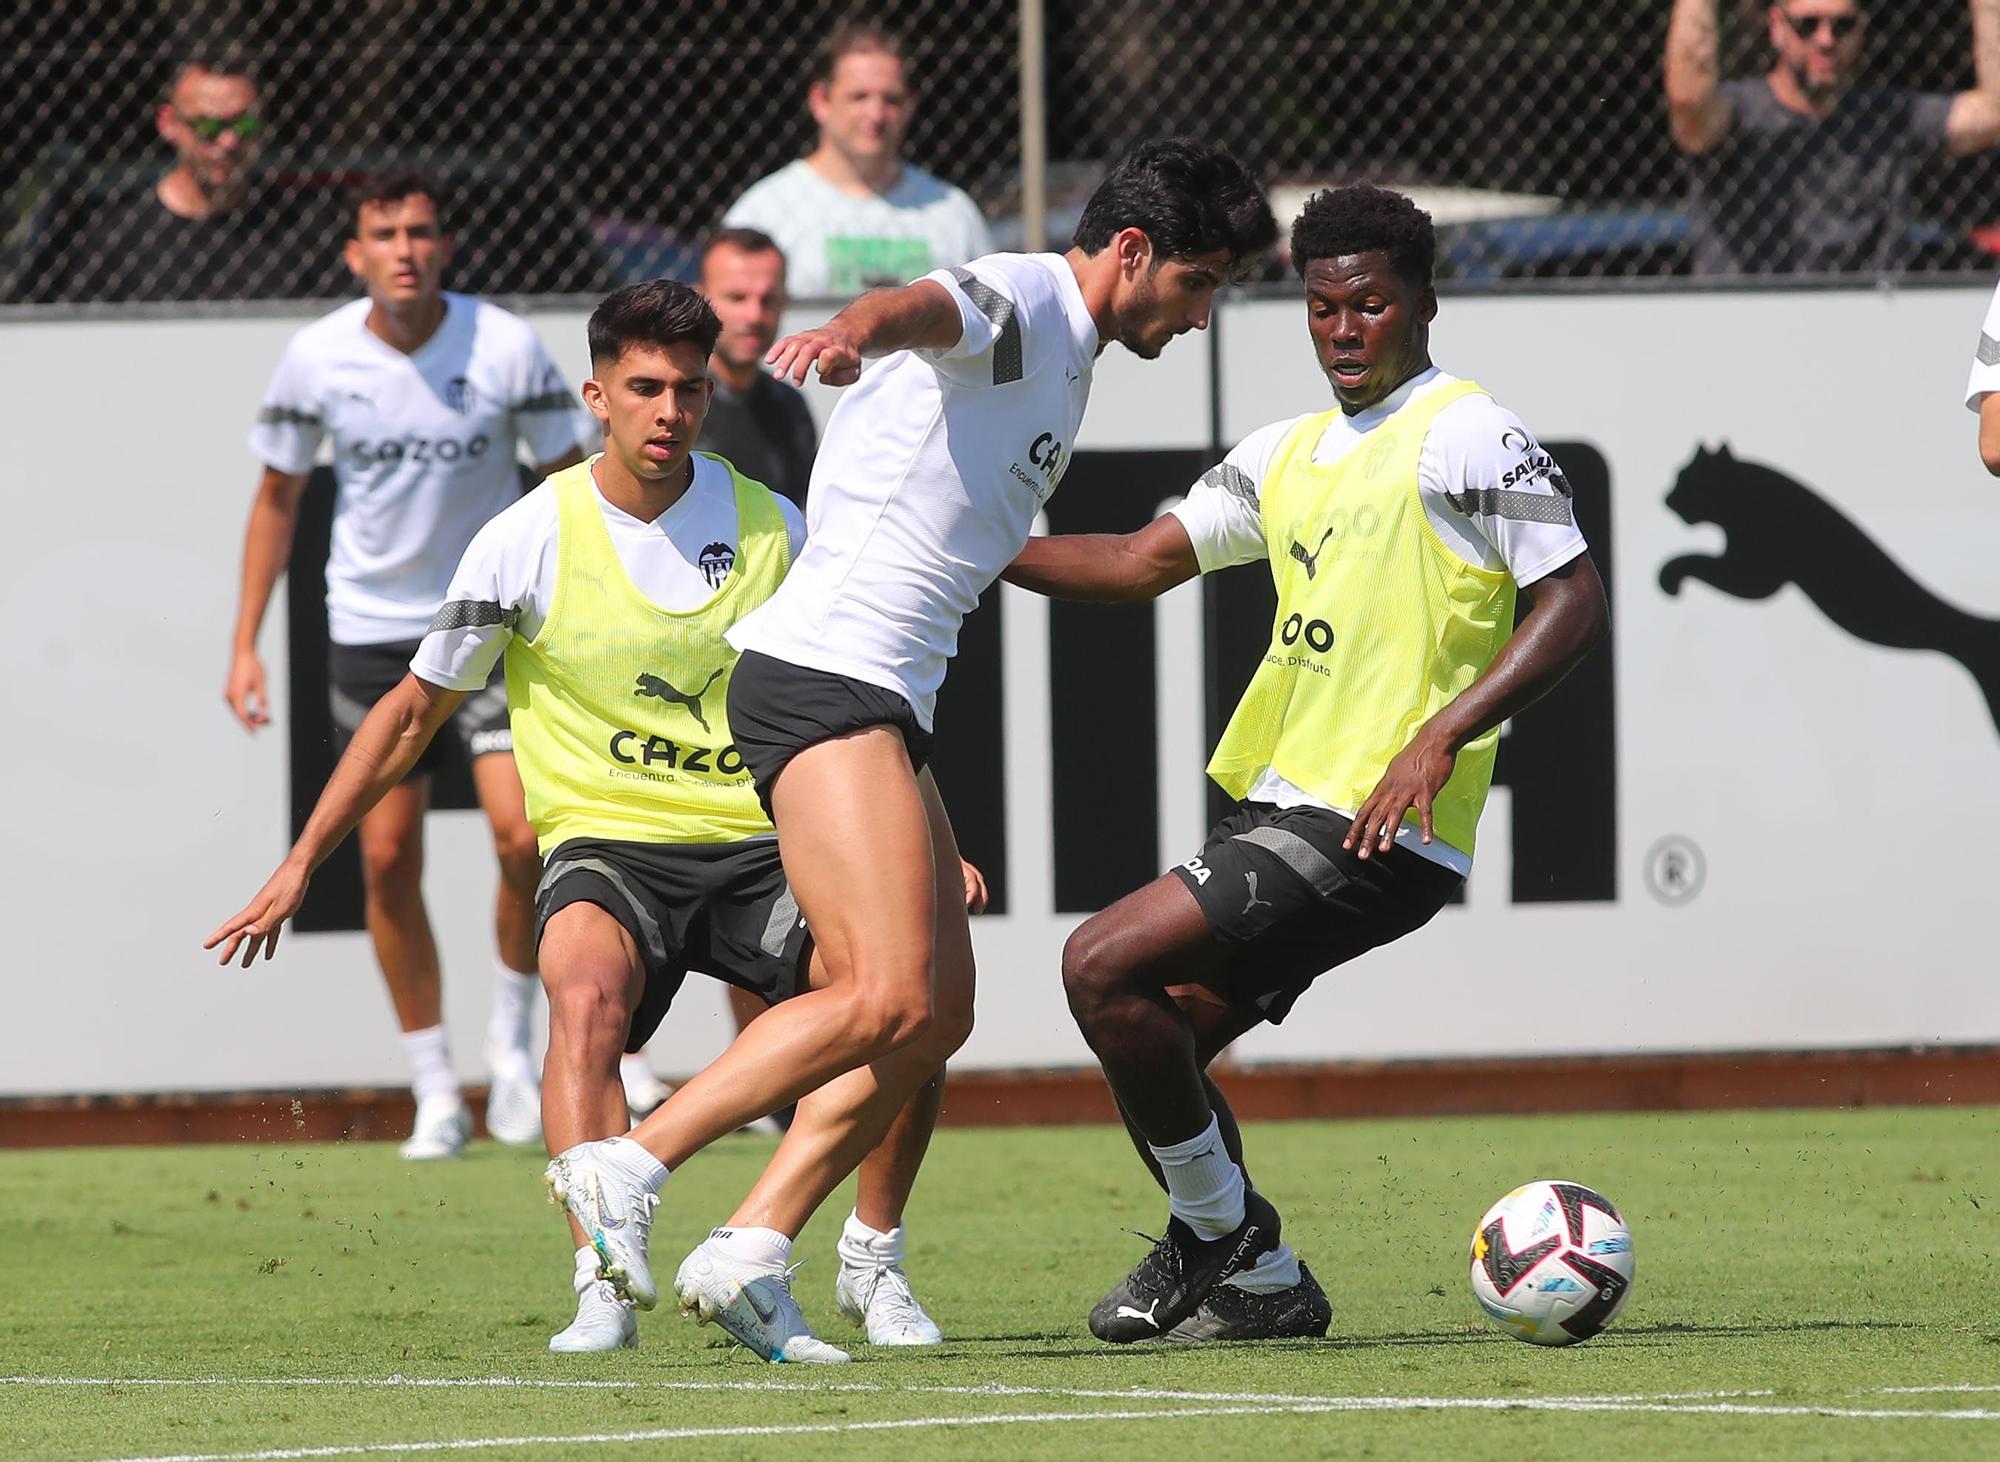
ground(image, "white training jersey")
xmin=1169 ymin=366 xmax=1589 ymax=875
xmin=411 ymin=453 xmax=807 ymax=693
xmin=249 ymin=293 xmax=586 ymax=646
xmin=1965 ymin=278 xmax=2000 ymax=410
xmin=722 ymin=159 xmax=995 ymax=299
xmin=727 ymin=251 xmax=1099 ymax=729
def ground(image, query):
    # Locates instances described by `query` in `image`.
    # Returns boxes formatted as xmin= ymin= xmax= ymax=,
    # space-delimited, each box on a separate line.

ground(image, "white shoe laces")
xmin=850 ymin=1260 xmax=929 ymax=1332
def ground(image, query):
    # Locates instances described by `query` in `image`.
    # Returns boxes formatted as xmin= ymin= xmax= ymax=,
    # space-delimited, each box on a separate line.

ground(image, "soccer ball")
xmin=1468 ymin=1179 xmax=1634 ymax=1346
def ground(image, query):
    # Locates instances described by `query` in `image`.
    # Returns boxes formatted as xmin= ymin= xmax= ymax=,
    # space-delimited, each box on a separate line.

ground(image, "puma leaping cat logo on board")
xmin=634 ymin=668 xmax=725 ymax=733
xmin=1289 ymin=526 xmax=1336 ymax=580
xmin=1660 ymin=443 xmax=2000 ymax=736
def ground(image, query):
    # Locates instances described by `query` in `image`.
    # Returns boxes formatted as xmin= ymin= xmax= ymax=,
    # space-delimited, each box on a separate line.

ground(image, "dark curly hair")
xmin=588 ymin=279 xmax=721 ymax=366
xmin=1290 ymin=184 xmax=1435 ymax=287
xmin=1073 ymin=139 xmax=1277 ymax=271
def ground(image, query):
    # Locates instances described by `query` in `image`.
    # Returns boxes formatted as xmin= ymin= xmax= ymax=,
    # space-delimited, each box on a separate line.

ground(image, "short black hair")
xmin=1290 ymin=184 xmax=1436 ymax=287
xmin=1072 ymin=139 xmax=1277 ymax=272
xmin=347 ymin=170 xmax=447 ymax=238
xmin=811 ymin=14 xmax=906 ymax=89
xmin=588 ymin=279 xmax=722 ymax=366
xmin=699 ymin=226 xmax=784 ymax=274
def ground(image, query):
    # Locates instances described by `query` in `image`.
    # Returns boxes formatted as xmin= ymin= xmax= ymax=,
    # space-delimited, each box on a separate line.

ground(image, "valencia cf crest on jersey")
xmin=443 ymin=375 xmax=476 ymax=414
xmin=698 ymin=542 xmax=735 ymax=589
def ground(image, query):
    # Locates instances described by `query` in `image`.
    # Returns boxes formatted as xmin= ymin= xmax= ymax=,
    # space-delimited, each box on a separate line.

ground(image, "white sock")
xmin=619 ymin=1052 xmax=656 ymax=1088
xmin=598 ymin=1135 xmax=669 ymax=1193
xmin=488 ymin=962 xmax=538 ymax=1058
xmin=708 ymin=1225 xmax=793 ymax=1275
xmin=573 ymin=1244 xmax=603 ymax=1292
xmin=1150 ymin=1115 xmax=1247 ymax=1240
xmin=1225 ymin=1241 xmax=1302 ymax=1294
xmin=838 ymin=1210 xmax=905 ymax=1268
xmin=401 ymin=1025 xmax=459 ymax=1103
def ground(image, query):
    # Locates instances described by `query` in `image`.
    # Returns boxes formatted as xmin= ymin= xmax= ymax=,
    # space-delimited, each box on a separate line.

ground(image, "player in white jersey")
xmin=535 ymin=141 xmax=1278 ymax=1314
xmin=1966 ymin=274 xmax=2000 ymax=473
xmin=1005 ymin=184 xmax=1610 ymax=1342
xmin=225 ymin=172 xmax=585 ymax=1159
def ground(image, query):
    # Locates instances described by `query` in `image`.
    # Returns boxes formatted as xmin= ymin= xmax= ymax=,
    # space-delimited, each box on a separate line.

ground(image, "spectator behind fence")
xmin=696 ymin=229 xmax=818 ymax=510
xmin=1666 ymin=0 xmax=2000 ymax=276
xmin=14 ymin=55 xmax=349 ymax=303
xmin=721 ymin=17 xmax=993 ymax=299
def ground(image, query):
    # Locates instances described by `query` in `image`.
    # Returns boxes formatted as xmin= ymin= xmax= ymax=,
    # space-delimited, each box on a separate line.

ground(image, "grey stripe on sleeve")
xmin=257 ymin=405 xmax=322 ymax=428
xmin=1980 ymin=332 xmax=2000 ymax=367
xmin=1443 ymin=488 xmax=1575 ymax=525
xmin=427 ymin=599 xmax=521 ymax=634
xmin=949 ymin=266 xmax=1023 ymax=385
xmin=1231 ymin=824 xmax=1348 ymax=899
xmin=537 ymin=857 xmax=667 ymax=968
xmin=512 ymin=390 xmax=575 ymax=413
xmin=1201 ymin=462 xmax=1259 ymax=511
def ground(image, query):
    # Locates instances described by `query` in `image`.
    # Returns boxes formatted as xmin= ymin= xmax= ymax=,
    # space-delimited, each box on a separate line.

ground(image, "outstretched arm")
xmin=1347 ymin=553 xmax=1610 ymax=858
xmin=1948 ymin=0 xmax=2000 ymax=155
xmin=766 ymin=280 xmax=965 ymax=387
xmin=1665 ymin=0 xmax=1733 ymax=155
xmin=206 ymin=673 xmax=466 ymax=965
xmin=1001 ymin=514 xmax=1203 ymax=603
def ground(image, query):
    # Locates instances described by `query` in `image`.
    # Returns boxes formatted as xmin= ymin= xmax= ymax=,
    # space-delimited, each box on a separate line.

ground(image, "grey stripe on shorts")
xmin=1230 ymin=824 xmax=1346 ymax=899
xmin=538 ymin=857 xmax=667 ymax=967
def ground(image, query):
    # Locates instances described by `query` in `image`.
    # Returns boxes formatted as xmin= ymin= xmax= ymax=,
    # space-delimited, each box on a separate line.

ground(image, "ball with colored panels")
xmin=1468 ymin=1179 xmax=1634 ymax=1346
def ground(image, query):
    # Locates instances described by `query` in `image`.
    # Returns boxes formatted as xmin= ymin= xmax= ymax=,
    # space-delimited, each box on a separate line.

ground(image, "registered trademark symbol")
xmin=1643 ymin=836 xmax=1705 ymax=906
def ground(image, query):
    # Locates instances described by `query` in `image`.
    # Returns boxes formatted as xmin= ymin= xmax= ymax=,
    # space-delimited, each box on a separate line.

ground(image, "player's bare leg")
xmin=356 ymin=777 xmax=466 ymax=1159
xmin=471 ymin=750 xmax=545 ymax=1145
xmin=1062 ymin=875 xmax=1286 ymax=1340
xmin=726 ymin=986 xmax=790 ymax=1134
xmin=539 ymin=900 xmax=647 ymax=1351
xmin=617 ymin=727 xmax=943 ymax=1165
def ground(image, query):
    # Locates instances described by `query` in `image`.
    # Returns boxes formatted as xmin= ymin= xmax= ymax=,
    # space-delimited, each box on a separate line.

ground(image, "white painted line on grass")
xmin=82 ymin=1393 xmax=2000 ymax=1462
xmin=1873 ymin=1384 xmax=2000 ymax=1394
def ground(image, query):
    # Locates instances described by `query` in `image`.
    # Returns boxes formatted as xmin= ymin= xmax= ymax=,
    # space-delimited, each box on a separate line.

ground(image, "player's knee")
xmin=493 ymin=826 xmax=542 ymax=889
xmin=546 ymin=973 xmax=629 ymax=1052
xmin=849 ymin=982 xmax=935 ymax=1055
xmin=1060 ymin=919 xmax=1124 ymax=1028
xmin=358 ymin=831 xmax=423 ymax=900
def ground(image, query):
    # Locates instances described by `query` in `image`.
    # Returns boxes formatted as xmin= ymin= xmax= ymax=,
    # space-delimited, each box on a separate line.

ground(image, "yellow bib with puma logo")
xmin=506 ymin=456 xmax=788 ymax=854
xmin=1206 ymin=380 xmax=1515 ymax=856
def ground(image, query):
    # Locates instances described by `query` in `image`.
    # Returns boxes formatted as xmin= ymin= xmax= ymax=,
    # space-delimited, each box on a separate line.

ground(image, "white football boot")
xmin=484 ymin=1046 xmax=543 ymax=1147
xmin=544 ymin=1140 xmax=662 ymax=1310
xmin=399 ymin=1094 xmax=471 ymax=1160
xmin=550 ymin=1247 xmax=639 ymax=1352
xmin=674 ymin=1241 xmax=850 ymax=1363
xmin=834 ymin=1256 xmax=944 ymax=1346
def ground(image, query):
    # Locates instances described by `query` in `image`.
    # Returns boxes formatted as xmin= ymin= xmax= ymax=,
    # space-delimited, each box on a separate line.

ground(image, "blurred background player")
xmin=1004 ymin=183 xmax=1610 ymax=1342
xmin=695 ymin=228 xmax=818 ymax=511
xmin=722 ymin=16 xmax=993 ymax=299
xmin=1665 ymin=0 xmax=2000 ymax=275
xmin=226 ymin=171 xmax=585 ymax=1159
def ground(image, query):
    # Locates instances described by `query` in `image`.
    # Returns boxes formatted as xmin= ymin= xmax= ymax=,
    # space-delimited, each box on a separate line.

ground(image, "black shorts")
xmin=329 ymin=638 xmax=510 ymax=777
xmin=726 ymin=649 xmax=934 ymax=815
xmin=534 ymin=836 xmax=812 ymax=1052
xmin=1170 ymin=802 xmax=1463 ymax=1025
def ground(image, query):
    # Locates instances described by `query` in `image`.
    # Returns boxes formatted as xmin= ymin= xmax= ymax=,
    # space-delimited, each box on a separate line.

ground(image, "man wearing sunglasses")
xmin=14 ymin=54 xmax=348 ymax=302
xmin=1666 ymin=0 xmax=2000 ymax=275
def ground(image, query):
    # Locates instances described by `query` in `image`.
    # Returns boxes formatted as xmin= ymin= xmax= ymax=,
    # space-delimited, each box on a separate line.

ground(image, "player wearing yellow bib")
xmin=210 ymin=281 xmax=978 ymax=1362
xmin=1004 ymin=185 xmax=1610 ymax=1343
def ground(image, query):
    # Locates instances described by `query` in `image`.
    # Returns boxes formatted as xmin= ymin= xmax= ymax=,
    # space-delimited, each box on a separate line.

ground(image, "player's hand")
xmin=205 ymin=861 xmax=311 ymax=968
xmin=1344 ymin=730 xmax=1458 ymax=861
xmin=225 ymin=647 xmax=271 ymax=732
xmin=767 ymin=326 xmax=863 ymax=388
xmin=960 ymin=858 xmax=989 ymax=914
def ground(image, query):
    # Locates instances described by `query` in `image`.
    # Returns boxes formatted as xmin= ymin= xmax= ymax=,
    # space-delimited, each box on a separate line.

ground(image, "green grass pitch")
xmin=4 ymin=1106 xmax=2000 ymax=1460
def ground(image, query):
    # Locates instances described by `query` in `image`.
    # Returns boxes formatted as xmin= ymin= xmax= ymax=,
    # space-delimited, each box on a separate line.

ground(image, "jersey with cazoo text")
xmin=249 ymin=293 xmax=584 ymax=646
xmin=726 ymin=251 xmax=1099 ymax=730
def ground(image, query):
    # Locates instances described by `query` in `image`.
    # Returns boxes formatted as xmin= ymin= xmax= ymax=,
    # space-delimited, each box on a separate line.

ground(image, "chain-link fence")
xmin=4 ymin=0 xmax=1997 ymax=305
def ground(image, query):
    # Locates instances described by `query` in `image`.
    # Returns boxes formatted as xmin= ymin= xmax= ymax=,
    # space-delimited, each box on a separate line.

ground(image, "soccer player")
xmin=540 ymin=140 xmax=1276 ymax=1335
xmin=1001 ymin=183 xmax=1610 ymax=1342
xmin=225 ymin=172 xmax=585 ymax=1160
xmin=696 ymin=228 xmax=817 ymax=510
xmin=211 ymin=280 xmax=964 ymax=1360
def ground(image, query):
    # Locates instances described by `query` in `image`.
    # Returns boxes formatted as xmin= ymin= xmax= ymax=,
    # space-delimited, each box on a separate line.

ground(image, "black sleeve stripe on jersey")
xmin=1980 ymin=332 xmax=2000 ymax=367
xmin=257 ymin=405 xmax=322 ymax=428
xmin=1444 ymin=488 xmax=1575 ymax=525
xmin=428 ymin=599 xmax=521 ymax=633
xmin=1202 ymin=462 xmax=1258 ymax=510
xmin=949 ymin=266 xmax=1023 ymax=385
xmin=513 ymin=390 xmax=576 ymax=413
